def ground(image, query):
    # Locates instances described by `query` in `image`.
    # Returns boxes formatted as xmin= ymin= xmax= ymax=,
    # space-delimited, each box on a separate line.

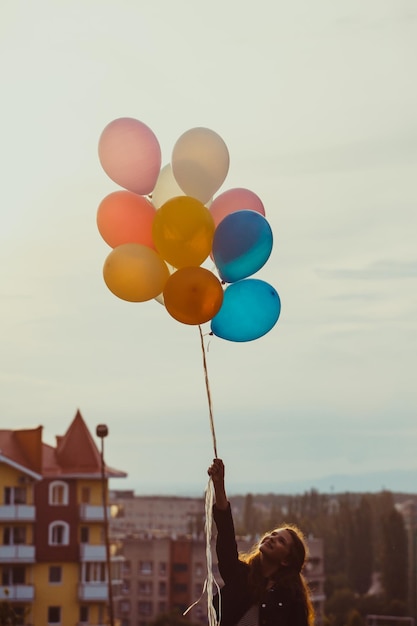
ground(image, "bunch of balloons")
xmin=97 ymin=117 xmax=281 ymax=342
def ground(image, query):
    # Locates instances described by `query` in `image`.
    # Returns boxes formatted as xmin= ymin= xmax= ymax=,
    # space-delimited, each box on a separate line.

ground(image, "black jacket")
xmin=213 ymin=504 xmax=309 ymax=626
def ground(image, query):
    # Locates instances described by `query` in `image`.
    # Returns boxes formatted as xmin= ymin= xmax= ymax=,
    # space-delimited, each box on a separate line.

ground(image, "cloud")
xmin=316 ymin=259 xmax=417 ymax=280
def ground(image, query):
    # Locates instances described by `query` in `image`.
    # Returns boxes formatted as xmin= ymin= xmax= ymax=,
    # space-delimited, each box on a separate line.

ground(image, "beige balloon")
xmin=171 ymin=127 xmax=230 ymax=204
xmin=151 ymin=164 xmax=184 ymax=209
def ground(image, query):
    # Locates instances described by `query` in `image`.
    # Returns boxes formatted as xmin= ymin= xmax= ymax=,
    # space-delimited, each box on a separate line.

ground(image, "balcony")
xmin=79 ymin=544 xmax=107 ymax=561
xmin=0 ymin=584 xmax=35 ymax=601
xmin=78 ymin=582 xmax=108 ymax=601
xmin=79 ymin=504 xmax=110 ymax=522
xmin=0 ymin=545 xmax=35 ymax=563
xmin=0 ymin=505 xmax=35 ymax=521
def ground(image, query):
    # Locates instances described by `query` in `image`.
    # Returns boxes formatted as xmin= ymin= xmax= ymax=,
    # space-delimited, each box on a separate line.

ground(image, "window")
xmin=3 ymin=526 xmax=26 ymax=545
xmin=159 ymin=561 xmax=167 ymax=576
xmin=49 ymin=566 xmax=62 ymax=584
xmin=122 ymin=560 xmax=131 ymax=576
xmin=122 ymin=579 xmax=131 ymax=594
xmin=80 ymin=526 xmax=89 ymax=544
xmin=79 ymin=606 xmax=89 ymax=623
xmin=4 ymin=487 xmax=26 ymax=505
xmin=49 ymin=521 xmax=69 ymax=546
xmin=158 ymin=581 xmax=167 ymax=596
xmin=158 ymin=602 xmax=167 ymax=614
xmin=49 ymin=481 xmax=69 ymax=506
xmin=47 ymin=606 xmax=61 ymax=624
xmin=83 ymin=562 xmax=106 ymax=583
xmin=174 ymin=583 xmax=187 ymax=593
xmin=138 ymin=601 xmax=152 ymax=616
xmin=139 ymin=561 xmax=153 ymax=575
xmin=173 ymin=563 xmax=187 ymax=572
xmin=2 ymin=566 xmax=25 ymax=585
xmin=138 ymin=581 xmax=153 ymax=595
xmin=81 ymin=487 xmax=90 ymax=503
xmin=119 ymin=600 xmax=131 ymax=613
xmin=195 ymin=562 xmax=203 ymax=576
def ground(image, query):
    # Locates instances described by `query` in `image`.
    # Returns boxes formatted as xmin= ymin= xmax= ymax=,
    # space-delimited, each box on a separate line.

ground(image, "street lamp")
xmin=96 ymin=424 xmax=115 ymax=626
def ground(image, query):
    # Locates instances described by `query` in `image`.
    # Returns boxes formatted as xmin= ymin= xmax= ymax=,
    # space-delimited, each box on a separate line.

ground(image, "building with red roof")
xmin=0 ymin=409 xmax=126 ymax=625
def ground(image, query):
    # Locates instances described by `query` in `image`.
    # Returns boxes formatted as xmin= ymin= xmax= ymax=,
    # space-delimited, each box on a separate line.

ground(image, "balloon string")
xmin=199 ymin=324 xmax=218 ymax=458
xmin=183 ymin=480 xmax=221 ymax=626
xmin=181 ymin=327 xmax=221 ymax=626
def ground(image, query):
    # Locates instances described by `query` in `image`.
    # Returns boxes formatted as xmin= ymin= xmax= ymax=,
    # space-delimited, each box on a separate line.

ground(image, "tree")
xmin=381 ymin=508 xmax=408 ymax=604
xmin=325 ymin=587 xmax=356 ymax=626
xmin=150 ymin=610 xmax=200 ymax=626
xmin=0 ymin=599 xmax=20 ymax=626
xmin=346 ymin=609 xmax=366 ymax=626
xmin=242 ymin=493 xmax=259 ymax=537
xmin=349 ymin=497 xmax=373 ymax=594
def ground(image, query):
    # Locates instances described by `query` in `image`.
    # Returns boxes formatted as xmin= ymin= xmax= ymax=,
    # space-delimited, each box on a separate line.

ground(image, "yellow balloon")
xmin=163 ymin=267 xmax=224 ymax=325
xmin=103 ymin=243 xmax=169 ymax=302
xmin=152 ymin=196 xmax=215 ymax=268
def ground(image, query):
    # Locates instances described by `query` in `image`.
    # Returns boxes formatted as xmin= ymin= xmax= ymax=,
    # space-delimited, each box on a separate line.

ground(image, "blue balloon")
xmin=210 ymin=279 xmax=281 ymax=342
xmin=212 ymin=210 xmax=273 ymax=283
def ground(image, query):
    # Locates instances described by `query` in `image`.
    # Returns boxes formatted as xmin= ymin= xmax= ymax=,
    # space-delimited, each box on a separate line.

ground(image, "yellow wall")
xmin=0 ymin=463 xmax=35 ymax=505
xmin=0 ymin=462 xmax=34 ymax=544
xmin=77 ymin=478 xmax=106 ymax=505
xmin=33 ymin=562 xmax=108 ymax=625
xmin=87 ymin=524 xmax=103 ymax=544
xmin=32 ymin=562 xmax=80 ymax=625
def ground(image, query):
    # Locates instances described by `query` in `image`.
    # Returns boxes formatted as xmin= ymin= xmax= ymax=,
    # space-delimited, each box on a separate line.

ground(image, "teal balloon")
xmin=212 ymin=210 xmax=273 ymax=283
xmin=210 ymin=279 xmax=281 ymax=342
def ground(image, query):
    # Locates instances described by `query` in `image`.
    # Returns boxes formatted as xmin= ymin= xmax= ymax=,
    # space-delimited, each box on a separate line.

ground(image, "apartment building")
xmin=0 ymin=410 xmax=126 ymax=625
xmin=117 ymin=535 xmax=211 ymax=626
xmin=109 ymin=492 xmax=205 ymax=539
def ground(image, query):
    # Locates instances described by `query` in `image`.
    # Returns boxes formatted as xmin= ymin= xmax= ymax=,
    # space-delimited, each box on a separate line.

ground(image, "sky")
xmin=1 ymin=0 xmax=416 ymax=496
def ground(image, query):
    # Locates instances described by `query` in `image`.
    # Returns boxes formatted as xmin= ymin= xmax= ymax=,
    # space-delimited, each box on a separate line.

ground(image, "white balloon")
xmin=151 ymin=164 xmax=184 ymax=209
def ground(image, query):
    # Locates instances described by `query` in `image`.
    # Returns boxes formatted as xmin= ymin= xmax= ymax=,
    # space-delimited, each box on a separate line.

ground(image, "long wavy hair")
xmin=239 ymin=524 xmax=315 ymax=626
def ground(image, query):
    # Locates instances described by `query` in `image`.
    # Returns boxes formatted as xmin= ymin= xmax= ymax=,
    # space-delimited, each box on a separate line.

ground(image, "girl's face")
xmin=259 ymin=528 xmax=293 ymax=567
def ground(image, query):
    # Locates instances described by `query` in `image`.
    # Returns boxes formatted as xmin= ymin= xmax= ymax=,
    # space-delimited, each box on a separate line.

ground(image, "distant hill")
xmin=226 ymin=467 xmax=417 ymax=496
xmin=124 ymin=467 xmax=417 ymax=498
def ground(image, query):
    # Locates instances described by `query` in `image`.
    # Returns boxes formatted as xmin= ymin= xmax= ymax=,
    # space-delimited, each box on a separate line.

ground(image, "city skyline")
xmin=1 ymin=1 xmax=416 ymax=497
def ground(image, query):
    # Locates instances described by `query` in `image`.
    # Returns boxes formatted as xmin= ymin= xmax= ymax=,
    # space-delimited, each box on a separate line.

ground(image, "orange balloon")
xmin=163 ymin=266 xmax=224 ymax=325
xmin=103 ymin=243 xmax=169 ymax=302
xmin=152 ymin=196 xmax=215 ymax=268
xmin=97 ymin=191 xmax=156 ymax=248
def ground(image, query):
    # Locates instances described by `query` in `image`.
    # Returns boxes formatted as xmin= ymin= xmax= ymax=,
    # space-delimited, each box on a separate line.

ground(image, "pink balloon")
xmin=98 ymin=118 xmax=161 ymax=195
xmin=97 ymin=191 xmax=156 ymax=249
xmin=209 ymin=187 xmax=265 ymax=228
